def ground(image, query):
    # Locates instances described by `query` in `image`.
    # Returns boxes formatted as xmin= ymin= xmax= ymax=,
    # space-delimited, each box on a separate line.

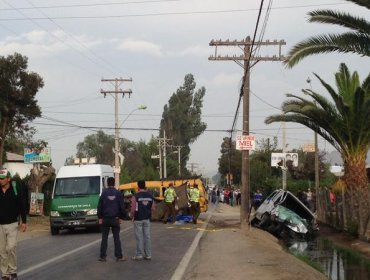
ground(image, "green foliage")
xmin=160 ymin=74 xmax=206 ymax=176
xmin=290 ymin=252 xmax=324 ymax=274
xmin=266 ymin=64 xmax=370 ymax=163
xmin=347 ymin=221 xmax=359 ymax=238
xmin=285 ymin=4 xmax=370 ymax=67
xmin=0 ymin=53 xmax=44 ymax=165
xmin=76 ymin=130 xmax=115 ymax=165
xmin=218 ymin=137 xmax=242 ymax=185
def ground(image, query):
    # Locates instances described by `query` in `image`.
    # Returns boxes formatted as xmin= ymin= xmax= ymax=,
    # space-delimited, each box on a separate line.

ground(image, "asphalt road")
xmin=17 ymin=221 xmax=202 ymax=280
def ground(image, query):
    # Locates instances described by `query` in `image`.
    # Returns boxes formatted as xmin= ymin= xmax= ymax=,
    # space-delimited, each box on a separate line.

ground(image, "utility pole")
xmin=157 ymin=131 xmax=171 ymax=179
xmin=282 ymin=122 xmax=287 ymax=190
xmin=209 ymin=37 xmax=285 ymax=226
xmin=187 ymin=162 xmax=199 ymax=175
xmin=101 ymin=78 xmax=132 ymax=188
xmin=307 ymin=77 xmax=320 ymax=208
xmin=171 ymin=145 xmax=185 ymax=177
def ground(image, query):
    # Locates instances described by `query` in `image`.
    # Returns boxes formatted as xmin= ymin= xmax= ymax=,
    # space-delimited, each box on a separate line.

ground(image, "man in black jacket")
xmin=0 ymin=168 xmax=27 ymax=280
xmin=97 ymin=177 xmax=126 ymax=262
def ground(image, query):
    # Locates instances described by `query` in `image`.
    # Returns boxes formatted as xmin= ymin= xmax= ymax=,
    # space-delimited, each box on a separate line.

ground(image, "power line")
xmin=0 ymin=0 xmax=183 ymax=11
xmin=0 ymin=3 xmax=351 ymax=21
xmin=25 ymin=0 xmax=120 ymax=75
xmin=1 ymin=1 xmax=116 ymax=77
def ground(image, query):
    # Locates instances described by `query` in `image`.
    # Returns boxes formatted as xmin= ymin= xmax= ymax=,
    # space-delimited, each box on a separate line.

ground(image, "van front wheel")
xmin=51 ymin=227 xmax=59 ymax=235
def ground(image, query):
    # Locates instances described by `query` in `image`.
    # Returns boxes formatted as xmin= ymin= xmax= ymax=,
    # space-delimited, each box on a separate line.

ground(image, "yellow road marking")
xmin=166 ymin=226 xmax=238 ymax=232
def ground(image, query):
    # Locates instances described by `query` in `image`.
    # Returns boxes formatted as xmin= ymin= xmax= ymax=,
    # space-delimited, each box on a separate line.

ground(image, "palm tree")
xmin=347 ymin=0 xmax=370 ymax=9
xmin=285 ymin=4 xmax=370 ymax=68
xmin=265 ymin=63 xmax=370 ymax=238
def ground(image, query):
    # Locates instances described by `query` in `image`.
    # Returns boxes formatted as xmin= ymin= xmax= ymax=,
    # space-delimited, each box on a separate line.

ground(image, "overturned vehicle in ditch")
xmin=250 ymin=189 xmax=318 ymax=240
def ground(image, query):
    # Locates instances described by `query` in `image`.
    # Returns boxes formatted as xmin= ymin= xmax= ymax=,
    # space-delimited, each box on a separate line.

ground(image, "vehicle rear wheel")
xmin=50 ymin=226 xmax=59 ymax=235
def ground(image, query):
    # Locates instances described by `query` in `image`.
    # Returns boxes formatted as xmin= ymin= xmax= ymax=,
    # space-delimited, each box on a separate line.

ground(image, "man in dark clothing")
xmin=130 ymin=180 xmax=155 ymax=260
xmin=97 ymin=177 xmax=126 ymax=262
xmin=0 ymin=168 xmax=27 ymax=280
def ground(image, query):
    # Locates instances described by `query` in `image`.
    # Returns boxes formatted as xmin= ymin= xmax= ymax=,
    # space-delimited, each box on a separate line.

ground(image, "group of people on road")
xmin=98 ymin=178 xmax=154 ymax=262
xmin=98 ymin=179 xmax=203 ymax=262
xmin=208 ymin=187 xmax=242 ymax=206
xmin=163 ymin=182 xmax=202 ymax=224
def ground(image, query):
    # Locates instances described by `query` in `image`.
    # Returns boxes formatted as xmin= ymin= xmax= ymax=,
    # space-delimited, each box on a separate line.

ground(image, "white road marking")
xmin=170 ymin=208 xmax=214 ymax=280
xmin=18 ymin=226 xmax=133 ymax=277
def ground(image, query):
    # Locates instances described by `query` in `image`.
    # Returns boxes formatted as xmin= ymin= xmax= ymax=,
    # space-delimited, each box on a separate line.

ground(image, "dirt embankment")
xmin=19 ymin=216 xmax=50 ymax=241
xmin=318 ymin=223 xmax=370 ymax=259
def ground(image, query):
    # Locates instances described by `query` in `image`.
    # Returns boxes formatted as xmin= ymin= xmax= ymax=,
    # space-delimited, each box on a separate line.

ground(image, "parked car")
xmin=250 ymin=189 xmax=318 ymax=240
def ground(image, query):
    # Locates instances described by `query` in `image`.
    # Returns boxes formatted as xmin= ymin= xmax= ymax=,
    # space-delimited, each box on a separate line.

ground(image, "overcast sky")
xmin=0 ymin=0 xmax=368 ymax=175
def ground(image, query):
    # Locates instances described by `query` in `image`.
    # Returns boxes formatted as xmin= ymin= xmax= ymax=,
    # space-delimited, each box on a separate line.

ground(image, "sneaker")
xmin=98 ymin=257 xmax=107 ymax=262
xmin=144 ymin=256 xmax=152 ymax=260
xmin=10 ymin=275 xmax=17 ymax=280
xmin=131 ymin=256 xmax=143 ymax=261
xmin=116 ymin=256 xmax=128 ymax=262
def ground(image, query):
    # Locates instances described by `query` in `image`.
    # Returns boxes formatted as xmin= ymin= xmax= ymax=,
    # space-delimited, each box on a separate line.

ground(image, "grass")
xmin=288 ymin=249 xmax=324 ymax=273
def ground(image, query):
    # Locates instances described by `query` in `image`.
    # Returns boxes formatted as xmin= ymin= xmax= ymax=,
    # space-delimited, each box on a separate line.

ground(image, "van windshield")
xmin=54 ymin=176 xmax=100 ymax=196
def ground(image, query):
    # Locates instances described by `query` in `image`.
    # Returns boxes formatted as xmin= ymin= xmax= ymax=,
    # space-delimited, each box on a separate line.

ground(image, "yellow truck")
xmin=118 ymin=178 xmax=208 ymax=215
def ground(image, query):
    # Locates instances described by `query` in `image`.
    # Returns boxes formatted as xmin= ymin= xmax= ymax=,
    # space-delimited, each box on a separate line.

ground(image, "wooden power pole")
xmin=209 ymin=37 xmax=286 ymax=226
xmin=101 ymin=78 xmax=132 ymax=188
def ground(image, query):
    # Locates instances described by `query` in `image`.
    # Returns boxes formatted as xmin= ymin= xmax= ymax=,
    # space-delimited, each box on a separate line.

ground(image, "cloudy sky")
xmin=0 ymin=0 xmax=368 ymax=175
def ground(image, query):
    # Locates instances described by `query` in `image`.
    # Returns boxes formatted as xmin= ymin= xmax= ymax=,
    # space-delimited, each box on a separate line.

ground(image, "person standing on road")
xmin=97 ymin=177 xmax=127 ymax=262
xmin=131 ymin=180 xmax=155 ymax=261
xmin=0 ymin=168 xmax=27 ymax=280
xmin=188 ymin=184 xmax=201 ymax=224
xmin=163 ymin=183 xmax=177 ymax=224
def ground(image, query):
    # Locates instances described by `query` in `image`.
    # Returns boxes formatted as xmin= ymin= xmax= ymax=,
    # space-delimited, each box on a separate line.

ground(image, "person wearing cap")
xmin=162 ymin=183 xmax=177 ymax=224
xmin=130 ymin=180 xmax=155 ymax=261
xmin=0 ymin=168 xmax=27 ymax=280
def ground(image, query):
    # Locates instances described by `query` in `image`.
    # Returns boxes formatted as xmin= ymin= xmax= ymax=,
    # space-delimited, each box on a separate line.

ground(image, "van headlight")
xmin=50 ymin=211 xmax=60 ymax=217
xmin=87 ymin=209 xmax=97 ymax=215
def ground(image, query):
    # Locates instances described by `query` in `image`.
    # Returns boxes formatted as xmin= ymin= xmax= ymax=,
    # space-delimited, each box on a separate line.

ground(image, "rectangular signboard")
xmin=29 ymin=192 xmax=44 ymax=216
xmin=24 ymin=147 xmax=51 ymax=163
xmin=271 ymin=152 xmax=298 ymax=167
xmin=236 ymin=135 xmax=256 ymax=150
xmin=303 ymin=143 xmax=315 ymax=152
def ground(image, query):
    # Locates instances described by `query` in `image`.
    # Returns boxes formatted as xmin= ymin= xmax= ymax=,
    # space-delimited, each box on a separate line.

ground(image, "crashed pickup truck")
xmin=250 ymin=189 xmax=318 ymax=240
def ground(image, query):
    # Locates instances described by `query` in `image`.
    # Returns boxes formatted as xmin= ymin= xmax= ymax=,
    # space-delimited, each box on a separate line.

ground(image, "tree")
xmin=285 ymin=2 xmax=370 ymax=67
xmin=75 ymin=131 xmax=160 ymax=183
xmin=218 ymin=137 xmax=242 ymax=185
xmin=76 ymin=130 xmax=115 ymax=165
xmin=265 ymin=63 xmax=370 ymax=238
xmin=0 ymin=53 xmax=44 ymax=165
xmin=160 ymin=74 xmax=206 ymax=177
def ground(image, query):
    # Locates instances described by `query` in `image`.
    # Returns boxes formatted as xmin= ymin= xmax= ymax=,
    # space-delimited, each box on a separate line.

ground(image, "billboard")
xmin=236 ymin=135 xmax=256 ymax=150
xmin=271 ymin=153 xmax=298 ymax=167
xmin=24 ymin=147 xmax=51 ymax=163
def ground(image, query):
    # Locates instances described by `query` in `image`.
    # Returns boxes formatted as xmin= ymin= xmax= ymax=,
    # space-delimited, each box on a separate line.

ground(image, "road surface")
xmin=17 ymin=220 xmax=203 ymax=280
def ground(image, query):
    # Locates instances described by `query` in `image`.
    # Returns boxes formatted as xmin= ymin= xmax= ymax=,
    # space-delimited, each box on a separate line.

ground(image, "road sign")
xmin=236 ymin=135 xmax=256 ymax=150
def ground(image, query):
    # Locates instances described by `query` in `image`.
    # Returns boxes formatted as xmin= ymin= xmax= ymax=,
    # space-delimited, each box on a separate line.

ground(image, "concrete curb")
xmin=170 ymin=207 xmax=215 ymax=280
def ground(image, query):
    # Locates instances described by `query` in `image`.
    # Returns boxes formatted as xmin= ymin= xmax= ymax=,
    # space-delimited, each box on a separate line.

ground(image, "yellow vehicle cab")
xmin=118 ymin=178 xmax=208 ymax=213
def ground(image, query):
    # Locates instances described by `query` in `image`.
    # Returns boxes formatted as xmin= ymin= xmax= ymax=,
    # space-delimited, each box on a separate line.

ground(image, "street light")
xmin=114 ymin=105 xmax=147 ymax=187
xmin=119 ymin=105 xmax=147 ymax=128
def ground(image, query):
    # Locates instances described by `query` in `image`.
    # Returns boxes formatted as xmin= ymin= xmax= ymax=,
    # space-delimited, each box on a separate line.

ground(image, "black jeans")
xmin=100 ymin=217 xmax=122 ymax=258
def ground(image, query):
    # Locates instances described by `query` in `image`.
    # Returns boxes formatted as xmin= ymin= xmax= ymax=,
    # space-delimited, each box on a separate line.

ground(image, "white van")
xmin=49 ymin=164 xmax=114 ymax=235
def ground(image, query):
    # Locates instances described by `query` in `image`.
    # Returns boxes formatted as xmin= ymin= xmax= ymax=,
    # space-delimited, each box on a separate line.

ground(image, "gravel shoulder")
xmin=185 ymin=203 xmax=327 ymax=280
